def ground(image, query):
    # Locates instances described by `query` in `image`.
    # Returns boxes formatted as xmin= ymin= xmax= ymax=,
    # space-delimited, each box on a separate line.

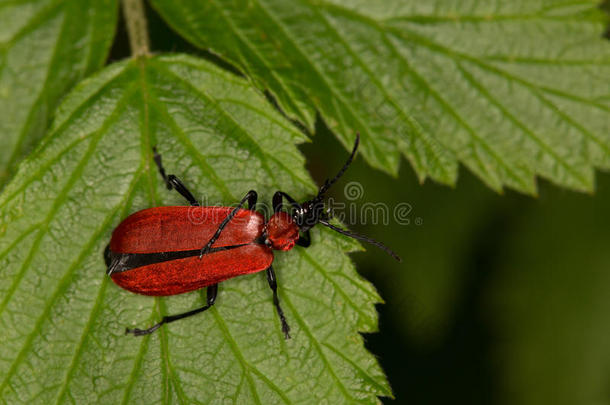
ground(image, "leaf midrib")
xmin=203 ymin=0 xmax=311 ymax=128
xmin=313 ymin=0 xmax=606 ymax=25
xmin=310 ymin=1 xmax=456 ymax=180
xmin=155 ymin=63 xmax=283 ymax=187
xmin=254 ymin=0 xmax=396 ymax=172
xmin=0 ymin=0 xmax=63 ymax=47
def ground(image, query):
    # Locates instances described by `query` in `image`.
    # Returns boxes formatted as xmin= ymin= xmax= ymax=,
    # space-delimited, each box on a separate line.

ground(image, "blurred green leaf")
xmin=488 ymin=177 xmax=610 ymax=404
xmin=0 ymin=0 xmax=118 ymax=186
xmin=360 ymin=173 xmax=498 ymax=344
xmin=0 ymin=55 xmax=390 ymax=403
xmin=151 ymin=0 xmax=610 ymax=193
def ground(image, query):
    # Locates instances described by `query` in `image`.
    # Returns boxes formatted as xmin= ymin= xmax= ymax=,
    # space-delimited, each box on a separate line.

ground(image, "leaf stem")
xmin=122 ymin=0 xmax=150 ymax=57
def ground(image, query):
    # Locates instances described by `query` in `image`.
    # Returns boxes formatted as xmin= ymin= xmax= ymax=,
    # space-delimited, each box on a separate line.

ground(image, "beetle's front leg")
xmin=199 ymin=190 xmax=258 ymax=258
xmin=266 ymin=266 xmax=291 ymax=339
xmin=296 ymin=230 xmax=311 ymax=247
xmin=272 ymin=191 xmax=300 ymax=213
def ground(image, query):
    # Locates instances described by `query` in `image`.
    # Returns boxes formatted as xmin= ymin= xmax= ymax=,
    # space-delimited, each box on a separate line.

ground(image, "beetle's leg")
xmin=153 ymin=147 xmax=199 ymax=206
xmin=272 ymin=191 xmax=300 ymax=213
xmin=126 ymin=284 xmax=218 ymax=336
xmin=199 ymin=190 xmax=257 ymax=257
xmin=296 ymin=230 xmax=311 ymax=247
xmin=266 ymin=266 xmax=291 ymax=339
xmin=166 ymin=175 xmax=199 ymax=206
xmin=247 ymin=191 xmax=257 ymax=210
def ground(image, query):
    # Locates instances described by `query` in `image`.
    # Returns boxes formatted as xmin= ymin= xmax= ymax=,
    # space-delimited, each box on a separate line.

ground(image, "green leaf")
xmin=150 ymin=0 xmax=610 ymax=194
xmin=488 ymin=177 xmax=610 ymax=404
xmin=0 ymin=0 xmax=118 ymax=185
xmin=0 ymin=54 xmax=390 ymax=403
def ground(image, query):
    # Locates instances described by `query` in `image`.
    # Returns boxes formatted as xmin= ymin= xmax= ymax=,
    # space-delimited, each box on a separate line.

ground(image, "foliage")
xmin=0 ymin=0 xmax=609 ymax=403
xmin=152 ymin=0 xmax=610 ymax=193
xmin=0 ymin=0 xmax=118 ymax=184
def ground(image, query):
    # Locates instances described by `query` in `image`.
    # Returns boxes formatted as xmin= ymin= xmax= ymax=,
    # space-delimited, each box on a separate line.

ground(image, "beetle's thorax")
xmin=265 ymin=212 xmax=299 ymax=251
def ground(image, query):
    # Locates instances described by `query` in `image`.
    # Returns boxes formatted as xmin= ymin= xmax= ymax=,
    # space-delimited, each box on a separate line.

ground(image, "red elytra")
xmin=105 ymin=134 xmax=399 ymax=339
xmin=109 ymin=207 xmax=269 ymax=295
xmin=108 ymin=207 xmax=299 ymax=296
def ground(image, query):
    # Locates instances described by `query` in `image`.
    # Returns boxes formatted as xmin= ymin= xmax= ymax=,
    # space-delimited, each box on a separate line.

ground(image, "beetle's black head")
xmin=290 ymin=133 xmax=361 ymax=232
xmin=292 ymin=197 xmax=326 ymax=232
xmin=288 ymin=133 xmax=401 ymax=262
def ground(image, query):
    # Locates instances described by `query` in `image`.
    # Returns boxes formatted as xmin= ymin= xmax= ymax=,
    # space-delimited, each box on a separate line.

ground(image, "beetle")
xmin=105 ymin=134 xmax=400 ymax=339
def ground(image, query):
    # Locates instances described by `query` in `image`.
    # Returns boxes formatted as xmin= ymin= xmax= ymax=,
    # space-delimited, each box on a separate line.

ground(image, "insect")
xmin=105 ymin=134 xmax=400 ymax=339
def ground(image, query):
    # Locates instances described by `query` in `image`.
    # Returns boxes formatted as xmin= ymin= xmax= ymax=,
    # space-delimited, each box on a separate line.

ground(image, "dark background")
xmin=111 ymin=5 xmax=610 ymax=404
xmin=304 ymin=126 xmax=610 ymax=405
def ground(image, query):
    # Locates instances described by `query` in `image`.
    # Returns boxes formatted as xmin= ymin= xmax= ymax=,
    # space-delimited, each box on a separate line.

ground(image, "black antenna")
xmin=317 ymin=133 xmax=360 ymax=197
xmin=319 ymin=219 xmax=402 ymax=262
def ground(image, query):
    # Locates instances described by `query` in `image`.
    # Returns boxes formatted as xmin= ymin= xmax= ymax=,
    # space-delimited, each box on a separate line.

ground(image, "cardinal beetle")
xmin=105 ymin=134 xmax=400 ymax=339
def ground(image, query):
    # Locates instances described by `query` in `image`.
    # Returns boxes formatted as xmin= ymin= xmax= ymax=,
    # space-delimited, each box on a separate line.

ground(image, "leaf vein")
xmin=205 ymin=0 xmax=311 ymax=126
xmin=255 ymin=0 xmax=395 ymax=171
xmin=0 ymin=162 xmax=137 ymax=394
xmin=145 ymin=90 xmax=234 ymax=201
xmin=301 ymin=251 xmax=373 ymax=325
xmin=280 ymin=293 xmax=355 ymax=402
xmin=455 ymin=61 xmax=590 ymax=187
xmin=0 ymin=85 xmax=135 ymax=319
xmin=153 ymin=64 xmax=282 ymax=188
xmin=210 ymin=305 xmax=292 ymax=404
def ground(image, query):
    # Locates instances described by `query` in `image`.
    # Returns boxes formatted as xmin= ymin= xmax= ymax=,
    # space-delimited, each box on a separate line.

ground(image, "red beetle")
xmin=105 ymin=134 xmax=400 ymax=338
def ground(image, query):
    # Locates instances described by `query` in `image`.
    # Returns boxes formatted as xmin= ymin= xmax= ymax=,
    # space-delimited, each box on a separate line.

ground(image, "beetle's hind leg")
xmin=266 ymin=266 xmax=291 ymax=339
xmin=152 ymin=147 xmax=199 ymax=206
xmin=126 ymin=284 xmax=218 ymax=336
